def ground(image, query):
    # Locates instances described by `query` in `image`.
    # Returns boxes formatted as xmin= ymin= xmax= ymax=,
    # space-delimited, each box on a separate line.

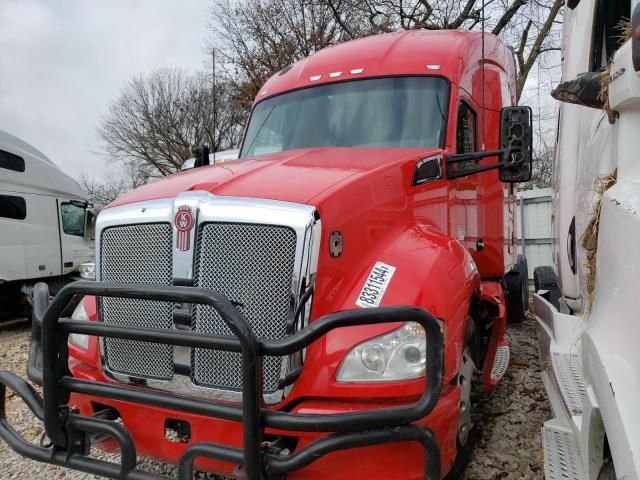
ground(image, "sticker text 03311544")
xmin=355 ymin=262 xmax=396 ymax=308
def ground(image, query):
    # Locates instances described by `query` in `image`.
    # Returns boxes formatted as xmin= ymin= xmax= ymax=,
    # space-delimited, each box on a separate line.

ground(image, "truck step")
xmin=490 ymin=343 xmax=510 ymax=382
xmin=543 ymin=418 xmax=586 ymax=480
xmin=551 ymin=352 xmax=588 ymax=415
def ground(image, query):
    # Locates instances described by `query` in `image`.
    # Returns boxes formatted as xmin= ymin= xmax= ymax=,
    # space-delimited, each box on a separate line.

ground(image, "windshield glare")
xmin=240 ymin=77 xmax=448 ymax=158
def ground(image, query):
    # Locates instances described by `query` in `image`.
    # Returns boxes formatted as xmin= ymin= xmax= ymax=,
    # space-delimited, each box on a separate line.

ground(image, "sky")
xmin=0 ymin=0 xmax=211 ymax=181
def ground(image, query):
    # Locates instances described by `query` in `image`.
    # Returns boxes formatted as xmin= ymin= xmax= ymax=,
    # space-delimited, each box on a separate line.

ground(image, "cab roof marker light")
xmin=309 ymin=75 xmax=322 ymax=81
xmin=426 ymin=65 xmax=441 ymax=70
xmin=350 ymin=68 xmax=364 ymax=75
xmin=329 ymin=71 xmax=343 ymax=78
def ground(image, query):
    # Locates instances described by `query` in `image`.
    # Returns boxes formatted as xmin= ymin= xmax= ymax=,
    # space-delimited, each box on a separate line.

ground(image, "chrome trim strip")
xmin=95 ymin=192 xmax=320 ymax=404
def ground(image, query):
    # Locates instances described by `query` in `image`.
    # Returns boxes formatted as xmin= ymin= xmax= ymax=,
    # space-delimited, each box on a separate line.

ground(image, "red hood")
xmin=108 ymin=147 xmax=437 ymax=208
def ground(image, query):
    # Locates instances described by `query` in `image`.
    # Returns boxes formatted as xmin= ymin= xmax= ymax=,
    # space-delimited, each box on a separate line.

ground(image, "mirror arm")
xmin=445 ymin=149 xmax=505 ymax=165
xmin=445 ymin=148 xmax=519 ymax=179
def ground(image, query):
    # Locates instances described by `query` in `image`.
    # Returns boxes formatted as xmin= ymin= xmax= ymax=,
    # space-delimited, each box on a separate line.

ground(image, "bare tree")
xmin=98 ymin=67 xmax=244 ymax=177
xmin=209 ymin=0 xmax=370 ymax=110
xmin=209 ymin=0 xmax=563 ymax=107
xmin=103 ymin=2 xmax=562 ymax=181
xmin=519 ymin=134 xmax=553 ymax=190
xmin=328 ymin=0 xmax=564 ymax=101
xmin=497 ymin=0 xmax=563 ymax=98
xmin=80 ymin=164 xmax=152 ymax=210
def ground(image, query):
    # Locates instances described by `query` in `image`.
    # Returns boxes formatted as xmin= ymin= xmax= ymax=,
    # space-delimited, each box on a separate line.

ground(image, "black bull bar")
xmin=0 ymin=281 xmax=444 ymax=479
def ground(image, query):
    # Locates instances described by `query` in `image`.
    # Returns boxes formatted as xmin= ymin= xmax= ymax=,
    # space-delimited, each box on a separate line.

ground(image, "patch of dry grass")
xmin=580 ymin=170 xmax=617 ymax=314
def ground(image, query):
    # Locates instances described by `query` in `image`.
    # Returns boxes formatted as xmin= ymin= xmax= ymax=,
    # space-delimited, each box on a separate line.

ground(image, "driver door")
xmin=57 ymin=199 xmax=93 ymax=275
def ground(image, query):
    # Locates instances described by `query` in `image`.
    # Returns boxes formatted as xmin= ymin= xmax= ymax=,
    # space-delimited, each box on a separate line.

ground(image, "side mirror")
xmin=446 ymin=106 xmax=533 ymax=181
xmin=194 ymin=144 xmax=210 ymax=168
xmin=499 ymin=106 xmax=533 ymax=183
xmin=84 ymin=208 xmax=96 ymax=240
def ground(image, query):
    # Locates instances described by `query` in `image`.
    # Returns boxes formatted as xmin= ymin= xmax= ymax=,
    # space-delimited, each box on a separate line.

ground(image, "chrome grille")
xmin=192 ymin=222 xmax=297 ymax=393
xmin=99 ymin=223 xmax=174 ymax=380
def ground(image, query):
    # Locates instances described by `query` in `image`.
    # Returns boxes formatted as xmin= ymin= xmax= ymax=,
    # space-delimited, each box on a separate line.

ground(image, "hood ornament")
xmin=174 ymin=206 xmax=195 ymax=251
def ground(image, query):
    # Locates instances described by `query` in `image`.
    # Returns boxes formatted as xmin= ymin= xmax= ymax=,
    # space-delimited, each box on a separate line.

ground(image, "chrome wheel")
xmin=457 ymin=346 xmax=475 ymax=446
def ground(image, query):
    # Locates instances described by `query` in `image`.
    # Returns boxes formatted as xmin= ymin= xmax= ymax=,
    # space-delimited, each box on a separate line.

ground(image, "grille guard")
xmin=0 ymin=280 xmax=444 ymax=480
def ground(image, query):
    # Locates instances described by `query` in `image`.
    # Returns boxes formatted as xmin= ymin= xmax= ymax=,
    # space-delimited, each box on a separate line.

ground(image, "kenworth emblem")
xmin=174 ymin=205 xmax=194 ymax=251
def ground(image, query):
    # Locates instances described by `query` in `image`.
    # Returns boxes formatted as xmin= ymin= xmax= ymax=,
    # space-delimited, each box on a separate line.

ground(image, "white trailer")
xmin=535 ymin=1 xmax=640 ymax=479
xmin=0 ymin=129 xmax=94 ymax=315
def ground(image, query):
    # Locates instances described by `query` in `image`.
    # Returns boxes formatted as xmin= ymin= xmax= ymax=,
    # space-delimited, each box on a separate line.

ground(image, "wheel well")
xmin=466 ymin=292 xmax=498 ymax=371
xmin=603 ymin=434 xmax=611 ymax=463
xmin=597 ymin=434 xmax=616 ymax=480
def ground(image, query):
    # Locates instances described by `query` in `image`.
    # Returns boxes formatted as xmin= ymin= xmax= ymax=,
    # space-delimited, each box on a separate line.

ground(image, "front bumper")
xmin=0 ymin=281 xmax=445 ymax=480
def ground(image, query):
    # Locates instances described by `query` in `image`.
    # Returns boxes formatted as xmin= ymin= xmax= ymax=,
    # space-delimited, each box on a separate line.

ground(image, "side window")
xmin=0 ymin=194 xmax=27 ymax=220
xmin=60 ymin=202 xmax=86 ymax=236
xmin=456 ymin=101 xmax=477 ymax=154
xmin=0 ymin=150 xmax=25 ymax=172
xmin=591 ymin=0 xmax=631 ymax=71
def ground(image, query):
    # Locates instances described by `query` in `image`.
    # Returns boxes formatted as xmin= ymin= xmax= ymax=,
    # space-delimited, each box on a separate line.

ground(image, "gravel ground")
xmin=0 ymin=313 xmax=548 ymax=479
xmin=463 ymin=312 xmax=549 ymax=479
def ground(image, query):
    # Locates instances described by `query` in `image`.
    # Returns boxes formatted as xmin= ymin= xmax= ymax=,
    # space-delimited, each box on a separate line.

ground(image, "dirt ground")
xmin=0 ymin=312 xmax=548 ymax=479
xmin=463 ymin=313 xmax=549 ymax=479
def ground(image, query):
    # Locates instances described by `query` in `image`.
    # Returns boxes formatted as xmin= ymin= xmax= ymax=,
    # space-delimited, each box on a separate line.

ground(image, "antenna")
xmin=212 ymin=47 xmax=217 ymax=164
xmin=481 ymin=0 xmax=486 ymax=151
xmin=535 ymin=1 xmax=543 ymax=154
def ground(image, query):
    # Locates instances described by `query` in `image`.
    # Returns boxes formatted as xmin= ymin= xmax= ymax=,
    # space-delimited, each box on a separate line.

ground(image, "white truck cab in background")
xmin=536 ymin=0 xmax=640 ymax=479
xmin=0 ymin=129 xmax=94 ymax=317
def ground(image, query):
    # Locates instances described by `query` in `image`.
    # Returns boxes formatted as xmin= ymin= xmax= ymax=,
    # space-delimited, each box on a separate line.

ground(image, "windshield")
xmin=240 ymin=77 xmax=448 ymax=158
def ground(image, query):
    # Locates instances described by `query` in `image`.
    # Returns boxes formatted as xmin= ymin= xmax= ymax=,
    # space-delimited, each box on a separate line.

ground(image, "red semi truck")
xmin=0 ymin=30 xmax=533 ymax=479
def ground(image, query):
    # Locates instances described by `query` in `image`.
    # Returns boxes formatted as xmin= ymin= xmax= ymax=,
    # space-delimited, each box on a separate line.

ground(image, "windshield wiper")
xmin=243 ymin=104 xmax=276 ymax=156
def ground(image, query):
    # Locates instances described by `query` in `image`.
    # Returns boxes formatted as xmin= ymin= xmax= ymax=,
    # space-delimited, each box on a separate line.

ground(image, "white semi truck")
xmin=0 ymin=129 xmax=94 ymax=317
xmin=535 ymin=0 xmax=640 ymax=479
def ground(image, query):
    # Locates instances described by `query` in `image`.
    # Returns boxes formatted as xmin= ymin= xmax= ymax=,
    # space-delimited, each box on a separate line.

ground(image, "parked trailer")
xmin=0 ymin=129 xmax=94 ymax=316
xmin=0 ymin=30 xmax=534 ymax=479
xmin=516 ymin=188 xmax=553 ymax=286
xmin=535 ymin=0 xmax=640 ymax=479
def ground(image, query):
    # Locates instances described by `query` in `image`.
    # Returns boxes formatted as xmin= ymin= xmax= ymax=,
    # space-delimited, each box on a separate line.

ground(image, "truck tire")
xmin=533 ymin=266 xmax=562 ymax=310
xmin=505 ymin=256 xmax=528 ymax=323
xmin=0 ymin=282 xmax=29 ymax=320
xmin=446 ymin=320 xmax=478 ymax=479
xmin=533 ymin=265 xmax=556 ymax=292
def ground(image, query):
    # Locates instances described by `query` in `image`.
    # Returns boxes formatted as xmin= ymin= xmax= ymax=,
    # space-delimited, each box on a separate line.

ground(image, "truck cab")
xmin=535 ymin=1 xmax=640 ymax=479
xmin=0 ymin=30 xmax=532 ymax=479
xmin=0 ymin=129 xmax=94 ymax=316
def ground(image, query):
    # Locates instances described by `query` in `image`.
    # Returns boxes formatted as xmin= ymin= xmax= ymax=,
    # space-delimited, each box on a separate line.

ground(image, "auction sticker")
xmin=356 ymin=262 xmax=396 ymax=308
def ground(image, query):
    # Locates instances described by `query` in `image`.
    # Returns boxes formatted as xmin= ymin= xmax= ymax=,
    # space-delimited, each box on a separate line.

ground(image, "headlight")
xmin=79 ymin=262 xmax=96 ymax=280
xmin=69 ymin=298 xmax=90 ymax=350
xmin=336 ymin=322 xmax=427 ymax=382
